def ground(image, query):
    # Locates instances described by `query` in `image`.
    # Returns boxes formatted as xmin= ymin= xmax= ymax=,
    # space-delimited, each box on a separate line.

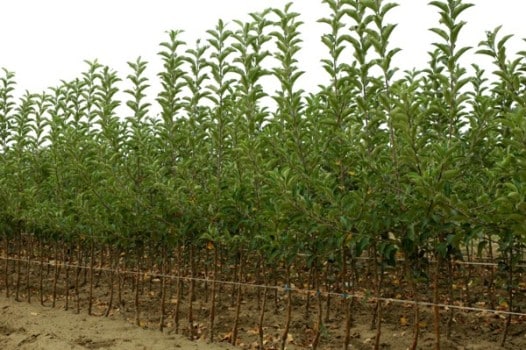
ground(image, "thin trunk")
xmin=52 ymin=240 xmax=60 ymax=308
xmin=218 ymin=248 xmax=224 ymax=296
xmin=231 ymin=251 xmax=244 ymax=346
xmin=340 ymin=245 xmax=348 ymax=291
xmin=411 ymin=292 xmax=420 ymax=350
xmin=3 ymin=237 xmax=8 ymax=298
xmin=148 ymin=244 xmax=154 ymax=294
xmin=82 ymin=250 xmax=88 ymax=287
xmin=105 ymin=245 xmax=115 ymax=317
xmin=312 ymin=269 xmax=323 ymax=350
xmin=256 ymin=256 xmax=261 ymax=310
xmin=408 ymin=259 xmax=420 ymax=350
xmin=88 ymin=239 xmax=95 ymax=315
xmin=135 ymin=247 xmax=142 ymax=326
xmin=305 ymin=267 xmax=313 ymax=319
xmin=39 ymin=239 xmax=44 ymax=305
xmin=188 ymin=245 xmax=195 ymax=340
xmin=343 ymin=295 xmax=354 ymax=350
xmin=446 ymin=257 xmax=454 ymax=339
xmin=274 ymin=272 xmax=279 ymax=314
xmin=325 ymin=262 xmax=331 ymax=323
xmin=64 ymin=244 xmax=70 ymax=310
xmin=374 ymin=254 xmax=385 ymax=350
xmin=231 ymin=256 xmax=238 ymax=307
xmin=5 ymin=237 xmax=10 ymax=298
xmin=209 ymin=246 xmax=218 ymax=343
xmin=174 ymin=245 xmax=183 ymax=334
xmin=371 ymin=244 xmax=378 ymax=330
xmin=342 ymin=247 xmax=351 ymax=350
xmin=46 ymin=250 xmax=51 ymax=277
xmin=75 ymin=240 xmax=81 ymax=313
xmin=258 ymin=282 xmax=268 ymax=350
xmin=500 ymin=252 xmax=514 ymax=347
xmin=117 ymin=249 xmax=123 ymax=308
xmin=433 ymin=255 xmax=441 ymax=350
xmin=280 ymin=265 xmax=292 ymax=350
xmin=165 ymin=253 xmax=172 ymax=321
xmin=26 ymin=235 xmax=32 ymax=303
xmin=15 ymin=232 xmax=22 ymax=302
xmin=487 ymin=235 xmax=496 ymax=310
xmin=204 ymin=248 xmax=209 ymax=303
xmin=159 ymin=246 xmax=166 ymax=332
xmin=374 ymin=303 xmax=383 ymax=350
xmin=96 ymin=244 xmax=105 ymax=288
xmin=464 ymin=242 xmax=472 ymax=306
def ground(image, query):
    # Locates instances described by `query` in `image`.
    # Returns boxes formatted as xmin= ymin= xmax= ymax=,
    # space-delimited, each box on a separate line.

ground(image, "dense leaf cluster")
xmin=1 ymin=0 xmax=525 ymax=335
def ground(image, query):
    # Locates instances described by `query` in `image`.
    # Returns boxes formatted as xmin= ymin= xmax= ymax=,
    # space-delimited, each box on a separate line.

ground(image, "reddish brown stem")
xmin=280 ymin=265 xmax=292 ymax=350
xmin=134 ymin=248 xmax=142 ymax=326
xmin=231 ymin=251 xmax=244 ymax=346
xmin=159 ymin=246 xmax=166 ymax=332
xmin=209 ymin=246 xmax=218 ymax=343
xmin=258 ymin=284 xmax=268 ymax=350
xmin=88 ymin=240 xmax=95 ymax=315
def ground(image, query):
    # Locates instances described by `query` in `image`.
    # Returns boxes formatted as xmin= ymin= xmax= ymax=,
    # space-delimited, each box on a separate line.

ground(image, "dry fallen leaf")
xmin=247 ymin=327 xmax=259 ymax=335
xmin=222 ymin=331 xmax=232 ymax=342
xmin=287 ymin=333 xmax=294 ymax=343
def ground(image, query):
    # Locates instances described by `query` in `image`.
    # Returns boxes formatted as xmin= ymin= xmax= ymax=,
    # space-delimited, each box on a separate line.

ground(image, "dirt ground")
xmin=0 ymin=247 xmax=525 ymax=349
xmin=1 ymin=291 xmax=525 ymax=350
xmin=0 ymin=294 xmax=236 ymax=350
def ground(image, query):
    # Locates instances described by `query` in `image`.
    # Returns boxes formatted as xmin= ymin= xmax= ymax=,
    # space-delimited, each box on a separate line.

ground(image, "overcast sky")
xmin=2 ymin=1 xmax=526 ymax=98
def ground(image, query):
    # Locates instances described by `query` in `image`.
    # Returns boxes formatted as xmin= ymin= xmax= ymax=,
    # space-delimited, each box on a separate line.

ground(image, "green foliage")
xmin=0 ymin=0 xmax=525 ymax=309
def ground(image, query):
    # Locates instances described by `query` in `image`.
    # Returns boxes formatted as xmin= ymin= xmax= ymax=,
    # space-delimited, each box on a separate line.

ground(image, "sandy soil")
xmin=2 ymin=291 xmax=524 ymax=350
xmin=0 ymin=295 xmax=236 ymax=350
xmin=1 ymin=247 xmax=524 ymax=350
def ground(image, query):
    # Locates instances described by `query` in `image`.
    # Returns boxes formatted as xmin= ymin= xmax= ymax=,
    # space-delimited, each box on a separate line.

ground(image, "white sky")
xmin=2 ymin=1 xmax=526 ymax=100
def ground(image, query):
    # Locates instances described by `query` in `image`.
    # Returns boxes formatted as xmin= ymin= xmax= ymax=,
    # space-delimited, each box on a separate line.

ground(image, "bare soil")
xmin=0 ymin=294 xmax=236 ymax=350
xmin=1 ymin=289 xmax=525 ymax=350
xmin=1 ymin=243 xmax=525 ymax=349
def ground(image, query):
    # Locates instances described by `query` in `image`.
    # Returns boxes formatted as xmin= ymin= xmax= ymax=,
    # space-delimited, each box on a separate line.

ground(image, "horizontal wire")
xmin=352 ymin=256 xmax=526 ymax=268
xmin=1 ymin=255 xmax=525 ymax=318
